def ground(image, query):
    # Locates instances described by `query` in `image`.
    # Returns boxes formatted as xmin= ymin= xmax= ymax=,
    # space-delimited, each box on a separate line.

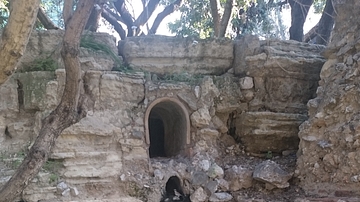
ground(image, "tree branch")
xmin=101 ymin=8 xmax=127 ymax=39
xmin=104 ymin=6 xmax=125 ymax=24
xmin=134 ymin=0 xmax=160 ymax=35
xmin=37 ymin=6 xmax=60 ymax=30
xmin=63 ymin=0 xmax=74 ymax=27
xmin=209 ymin=0 xmax=221 ymax=37
xmin=114 ymin=0 xmax=134 ymax=36
xmin=315 ymin=0 xmax=334 ymax=45
xmin=219 ymin=0 xmax=233 ymax=37
xmin=149 ymin=0 xmax=182 ymax=34
xmin=289 ymin=0 xmax=314 ymax=41
xmin=85 ymin=4 xmax=103 ymax=31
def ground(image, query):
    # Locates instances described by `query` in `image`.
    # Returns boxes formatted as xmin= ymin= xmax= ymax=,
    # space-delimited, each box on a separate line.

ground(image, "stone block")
xmin=119 ymin=36 xmax=233 ymax=75
xmin=14 ymin=72 xmax=55 ymax=111
xmin=235 ymin=111 xmax=307 ymax=153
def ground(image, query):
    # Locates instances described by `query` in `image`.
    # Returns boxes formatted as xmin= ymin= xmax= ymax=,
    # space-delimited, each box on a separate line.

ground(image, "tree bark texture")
xmin=315 ymin=0 xmax=334 ymax=45
xmin=134 ymin=0 xmax=160 ymax=33
xmin=85 ymin=5 xmax=103 ymax=32
xmin=102 ymin=7 xmax=127 ymax=39
xmin=0 ymin=0 xmax=40 ymax=85
xmin=149 ymin=0 xmax=182 ymax=34
xmin=219 ymin=0 xmax=233 ymax=37
xmin=0 ymin=0 xmax=95 ymax=201
xmin=209 ymin=0 xmax=221 ymax=37
xmin=114 ymin=0 xmax=135 ymax=36
xmin=289 ymin=0 xmax=314 ymax=41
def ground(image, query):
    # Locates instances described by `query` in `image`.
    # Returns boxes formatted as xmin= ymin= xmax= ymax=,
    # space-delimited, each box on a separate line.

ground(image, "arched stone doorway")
xmin=145 ymin=97 xmax=190 ymax=158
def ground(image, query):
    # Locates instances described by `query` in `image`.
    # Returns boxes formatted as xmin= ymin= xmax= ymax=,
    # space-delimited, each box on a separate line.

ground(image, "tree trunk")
xmin=149 ymin=0 xmax=182 ymax=34
xmin=63 ymin=0 xmax=73 ymax=27
xmin=85 ymin=5 xmax=103 ymax=32
xmin=219 ymin=0 xmax=233 ymax=37
xmin=0 ymin=0 xmax=95 ymax=201
xmin=289 ymin=0 xmax=314 ymax=41
xmin=0 ymin=0 xmax=40 ymax=85
xmin=315 ymin=0 xmax=334 ymax=45
xmin=209 ymin=0 xmax=221 ymax=37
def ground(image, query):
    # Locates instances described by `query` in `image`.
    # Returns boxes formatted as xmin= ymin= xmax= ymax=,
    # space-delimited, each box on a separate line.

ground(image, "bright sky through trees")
xmin=99 ymin=1 xmax=321 ymax=41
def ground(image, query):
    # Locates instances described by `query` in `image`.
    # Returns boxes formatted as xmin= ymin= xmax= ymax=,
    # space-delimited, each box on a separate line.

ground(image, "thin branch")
xmin=149 ymin=0 xmax=182 ymax=34
xmin=37 ymin=6 xmax=60 ymax=30
xmin=104 ymin=6 xmax=125 ymax=24
xmin=101 ymin=8 xmax=126 ymax=39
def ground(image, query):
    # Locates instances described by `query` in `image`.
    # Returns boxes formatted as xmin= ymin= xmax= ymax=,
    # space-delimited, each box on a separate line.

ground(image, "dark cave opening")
xmin=146 ymin=98 xmax=190 ymax=158
xmin=149 ymin=116 xmax=166 ymax=158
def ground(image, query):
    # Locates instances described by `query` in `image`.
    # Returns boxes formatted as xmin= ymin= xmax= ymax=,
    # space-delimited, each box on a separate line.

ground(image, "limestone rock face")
xmin=234 ymin=38 xmax=325 ymax=114
xmin=296 ymin=0 xmax=360 ymax=196
xmin=235 ymin=112 xmax=308 ymax=153
xmin=118 ymin=36 xmax=234 ymax=75
xmin=20 ymin=30 xmax=119 ymax=71
xmin=0 ymin=29 xmax=329 ymax=201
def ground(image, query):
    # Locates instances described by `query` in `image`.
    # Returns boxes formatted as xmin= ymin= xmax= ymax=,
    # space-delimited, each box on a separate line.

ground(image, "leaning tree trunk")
xmin=0 ymin=0 xmax=40 ymax=85
xmin=289 ymin=0 xmax=314 ymax=41
xmin=0 ymin=0 xmax=95 ymax=201
xmin=315 ymin=0 xmax=334 ymax=45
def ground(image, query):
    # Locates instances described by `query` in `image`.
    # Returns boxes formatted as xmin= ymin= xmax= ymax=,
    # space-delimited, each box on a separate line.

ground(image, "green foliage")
xmin=41 ymin=0 xmax=64 ymax=28
xmin=43 ymin=159 xmax=63 ymax=173
xmin=232 ymin=0 xmax=287 ymax=39
xmin=11 ymin=151 xmax=26 ymax=169
xmin=266 ymin=151 xmax=273 ymax=159
xmin=48 ymin=173 xmax=58 ymax=183
xmin=20 ymin=57 xmax=58 ymax=72
xmin=0 ymin=0 xmax=9 ymax=28
xmin=80 ymin=35 xmax=132 ymax=72
xmin=43 ymin=159 xmax=63 ymax=183
xmin=168 ymin=0 xmax=214 ymax=38
xmin=313 ymin=0 xmax=326 ymax=13
xmin=157 ymin=72 xmax=203 ymax=85
xmin=167 ymin=0 xmax=288 ymax=39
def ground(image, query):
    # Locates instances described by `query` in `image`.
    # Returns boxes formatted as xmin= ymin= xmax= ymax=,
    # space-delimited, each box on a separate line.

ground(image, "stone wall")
xmin=296 ymin=0 xmax=360 ymax=197
xmin=0 ymin=30 xmax=325 ymax=201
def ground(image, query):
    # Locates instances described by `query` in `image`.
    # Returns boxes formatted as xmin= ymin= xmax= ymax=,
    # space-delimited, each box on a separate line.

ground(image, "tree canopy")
xmin=0 ymin=0 xmax=333 ymax=44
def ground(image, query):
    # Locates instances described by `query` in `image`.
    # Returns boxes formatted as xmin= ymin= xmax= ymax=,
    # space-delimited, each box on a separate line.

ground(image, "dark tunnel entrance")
xmin=145 ymin=98 xmax=190 ymax=158
xmin=149 ymin=115 xmax=165 ymax=157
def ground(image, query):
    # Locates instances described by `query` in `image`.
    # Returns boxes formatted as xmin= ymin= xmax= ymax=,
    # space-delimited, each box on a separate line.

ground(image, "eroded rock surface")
xmin=296 ymin=0 xmax=360 ymax=197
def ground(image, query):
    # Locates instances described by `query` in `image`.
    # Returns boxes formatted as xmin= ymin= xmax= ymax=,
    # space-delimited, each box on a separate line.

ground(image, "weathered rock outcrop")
xmin=232 ymin=37 xmax=325 ymax=153
xmin=296 ymin=0 xmax=360 ymax=197
xmin=0 ymin=30 xmax=327 ymax=201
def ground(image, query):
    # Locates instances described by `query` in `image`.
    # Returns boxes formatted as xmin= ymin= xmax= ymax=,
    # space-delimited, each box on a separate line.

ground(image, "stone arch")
xmin=145 ymin=97 xmax=190 ymax=158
